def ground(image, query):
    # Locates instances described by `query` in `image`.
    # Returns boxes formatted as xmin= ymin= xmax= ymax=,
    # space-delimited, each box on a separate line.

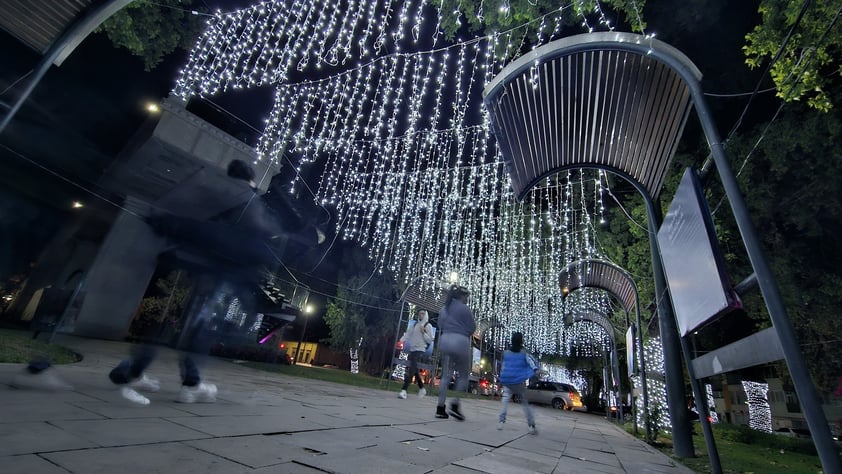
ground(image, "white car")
xmin=773 ymin=427 xmax=811 ymax=439
xmin=514 ymin=381 xmax=587 ymax=411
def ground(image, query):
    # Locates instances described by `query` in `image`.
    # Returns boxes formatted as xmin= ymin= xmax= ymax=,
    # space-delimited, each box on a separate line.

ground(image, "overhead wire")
xmin=724 ymin=0 xmax=813 ymax=143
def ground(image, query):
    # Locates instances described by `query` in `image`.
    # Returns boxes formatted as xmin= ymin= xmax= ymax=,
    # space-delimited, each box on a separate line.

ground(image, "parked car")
xmin=514 ymin=381 xmax=586 ymax=411
xmin=774 ymin=427 xmax=811 ymax=439
xmin=477 ymin=377 xmax=501 ymax=396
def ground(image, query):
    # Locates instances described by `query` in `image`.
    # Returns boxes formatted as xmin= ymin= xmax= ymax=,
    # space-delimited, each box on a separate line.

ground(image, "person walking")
xmin=398 ymin=309 xmax=434 ymax=399
xmin=108 ymin=277 xmax=222 ymax=405
xmin=497 ymin=331 xmax=539 ymax=434
xmin=435 ymin=285 xmax=476 ymax=420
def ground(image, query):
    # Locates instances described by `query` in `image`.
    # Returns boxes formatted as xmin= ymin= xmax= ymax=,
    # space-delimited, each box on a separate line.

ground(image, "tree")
xmin=438 ymin=0 xmax=647 ymax=41
xmin=130 ymin=271 xmax=192 ymax=340
xmin=96 ymin=0 xmax=206 ymax=71
xmin=714 ymin=92 xmax=842 ymax=392
xmin=322 ymin=247 xmax=401 ymax=375
xmin=744 ymin=0 xmax=842 ymax=111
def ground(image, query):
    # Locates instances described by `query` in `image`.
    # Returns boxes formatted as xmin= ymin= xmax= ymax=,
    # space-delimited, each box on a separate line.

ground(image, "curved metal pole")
xmin=0 ymin=0 xmax=134 ymax=136
xmin=683 ymin=81 xmax=842 ymax=474
xmin=644 ymin=196 xmax=694 ymax=457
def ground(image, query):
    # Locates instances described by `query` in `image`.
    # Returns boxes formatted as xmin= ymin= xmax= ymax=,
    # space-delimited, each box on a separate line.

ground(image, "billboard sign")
xmin=657 ymin=168 xmax=740 ymax=336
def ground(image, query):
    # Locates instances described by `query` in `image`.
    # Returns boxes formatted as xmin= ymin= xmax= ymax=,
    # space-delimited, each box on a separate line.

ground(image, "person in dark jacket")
xmin=497 ymin=332 xmax=539 ymax=434
xmin=435 ymin=284 xmax=476 ymax=420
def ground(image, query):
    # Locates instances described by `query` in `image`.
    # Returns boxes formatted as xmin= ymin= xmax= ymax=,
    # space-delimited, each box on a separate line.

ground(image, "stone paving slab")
xmin=0 ymin=400 xmax=106 ymax=423
xmin=290 ymin=449 xmax=431 ymax=474
xmin=50 ymin=417 xmax=212 ymax=446
xmin=357 ymin=436 xmax=475 ymax=471
xmin=70 ymin=400 xmax=194 ymax=419
xmin=184 ymin=434 xmax=310 ymax=468
xmin=42 ymin=442 xmax=246 ymax=473
xmin=166 ymin=413 xmax=330 ymax=437
xmin=555 ymin=456 xmax=627 ymax=474
xmin=249 ymin=460 xmax=330 ymax=473
xmin=1 ymin=453 xmax=72 ymax=473
xmin=0 ymin=421 xmax=99 ymax=456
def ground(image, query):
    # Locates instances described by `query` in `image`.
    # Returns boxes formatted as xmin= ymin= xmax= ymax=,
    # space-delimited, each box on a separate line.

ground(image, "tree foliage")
xmin=744 ymin=0 xmax=842 ymax=111
xmin=716 ymin=93 xmax=842 ymax=391
xmin=97 ymin=0 xmax=205 ymax=71
xmin=130 ymin=271 xmax=192 ymax=339
xmin=438 ymin=0 xmax=647 ymax=42
xmin=322 ymin=247 xmax=401 ymax=375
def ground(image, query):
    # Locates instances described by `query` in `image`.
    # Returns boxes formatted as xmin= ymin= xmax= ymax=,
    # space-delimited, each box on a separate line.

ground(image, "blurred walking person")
xmin=435 ymin=285 xmax=475 ymax=420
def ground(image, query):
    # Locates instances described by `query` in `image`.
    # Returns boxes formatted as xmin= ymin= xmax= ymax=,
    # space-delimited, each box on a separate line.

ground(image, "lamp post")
xmin=295 ymin=304 xmax=314 ymax=365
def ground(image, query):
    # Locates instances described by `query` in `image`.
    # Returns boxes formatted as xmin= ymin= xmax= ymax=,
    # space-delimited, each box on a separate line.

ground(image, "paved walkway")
xmin=1 ymin=335 xmax=694 ymax=473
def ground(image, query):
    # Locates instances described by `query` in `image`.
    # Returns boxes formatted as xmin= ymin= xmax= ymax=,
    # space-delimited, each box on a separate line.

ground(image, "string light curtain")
xmin=172 ymin=0 xmax=621 ymax=356
xmin=742 ymin=380 xmax=773 ymax=433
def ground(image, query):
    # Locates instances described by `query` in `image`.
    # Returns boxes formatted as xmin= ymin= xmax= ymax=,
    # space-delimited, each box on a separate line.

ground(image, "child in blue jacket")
xmin=497 ymin=332 xmax=539 ymax=434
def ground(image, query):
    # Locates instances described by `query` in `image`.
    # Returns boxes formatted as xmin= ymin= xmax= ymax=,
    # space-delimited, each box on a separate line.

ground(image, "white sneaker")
xmin=176 ymin=382 xmax=217 ymax=403
xmin=418 ymin=388 xmax=426 ymax=398
xmin=497 ymin=421 xmax=505 ymax=430
xmin=120 ymin=386 xmax=150 ymax=406
xmin=528 ymin=425 xmax=538 ymax=435
xmin=130 ymin=374 xmax=160 ymax=392
xmin=398 ymin=390 xmax=407 ymax=399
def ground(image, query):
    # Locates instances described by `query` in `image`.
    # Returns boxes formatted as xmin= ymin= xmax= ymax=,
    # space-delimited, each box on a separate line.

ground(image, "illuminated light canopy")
xmin=171 ymin=1 xmax=637 ymax=356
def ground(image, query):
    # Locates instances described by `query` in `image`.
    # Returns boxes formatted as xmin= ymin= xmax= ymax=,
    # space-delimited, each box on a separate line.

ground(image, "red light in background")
xmin=279 ymin=342 xmax=286 ymax=349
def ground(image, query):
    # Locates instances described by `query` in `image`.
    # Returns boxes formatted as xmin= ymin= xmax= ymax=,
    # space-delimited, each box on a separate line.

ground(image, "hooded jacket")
xmin=404 ymin=312 xmax=434 ymax=352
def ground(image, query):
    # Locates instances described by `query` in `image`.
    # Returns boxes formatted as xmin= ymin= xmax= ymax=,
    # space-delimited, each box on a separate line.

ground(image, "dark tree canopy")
xmin=97 ymin=0 xmax=206 ymax=71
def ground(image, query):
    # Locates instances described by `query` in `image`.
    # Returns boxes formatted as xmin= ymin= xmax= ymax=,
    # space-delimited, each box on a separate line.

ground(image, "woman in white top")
xmin=398 ymin=309 xmax=433 ymax=399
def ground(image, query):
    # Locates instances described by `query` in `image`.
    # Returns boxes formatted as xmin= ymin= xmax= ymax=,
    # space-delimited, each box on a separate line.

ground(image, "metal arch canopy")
xmin=483 ymin=32 xmax=702 ymax=201
xmin=560 ymin=259 xmax=637 ymax=315
xmin=0 ymin=0 xmax=133 ymax=66
xmin=567 ymin=310 xmax=616 ymax=341
xmin=400 ymin=276 xmax=448 ymax=314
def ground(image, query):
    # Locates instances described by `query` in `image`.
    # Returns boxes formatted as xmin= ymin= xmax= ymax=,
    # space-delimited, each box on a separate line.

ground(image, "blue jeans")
xmin=499 ymin=383 xmax=535 ymax=426
xmin=109 ymin=298 xmax=213 ymax=387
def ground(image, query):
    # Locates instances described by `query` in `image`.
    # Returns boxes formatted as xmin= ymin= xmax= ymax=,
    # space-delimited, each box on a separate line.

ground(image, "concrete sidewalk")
xmin=1 ymin=335 xmax=694 ymax=473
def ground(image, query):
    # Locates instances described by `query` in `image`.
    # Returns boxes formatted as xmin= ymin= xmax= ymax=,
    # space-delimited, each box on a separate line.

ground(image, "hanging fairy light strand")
xmin=171 ymin=0 xmax=625 ymax=356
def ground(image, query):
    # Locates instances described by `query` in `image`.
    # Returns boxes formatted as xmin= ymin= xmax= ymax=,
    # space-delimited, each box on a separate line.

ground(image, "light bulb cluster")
xmin=632 ymin=337 xmax=671 ymax=431
xmin=350 ymin=337 xmax=363 ymax=373
xmin=173 ymin=0 xmax=622 ymax=357
xmin=540 ymin=363 xmax=589 ymax=394
xmin=742 ymin=380 xmax=772 ymax=432
xmin=705 ymin=383 xmax=719 ymax=424
xmin=391 ymin=350 xmax=409 ymax=380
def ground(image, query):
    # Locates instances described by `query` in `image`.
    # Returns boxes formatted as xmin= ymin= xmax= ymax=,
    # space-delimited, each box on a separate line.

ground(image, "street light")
xmin=295 ymin=304 xmax=314 ymax=365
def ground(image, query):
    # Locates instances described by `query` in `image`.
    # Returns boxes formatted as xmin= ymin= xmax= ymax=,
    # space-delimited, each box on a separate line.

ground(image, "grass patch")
xmin=636 ymin=424 xmax=832 ymax=474
xmin=241 ymin=361 xmax=499 ymax=402
xmin=0 ymin=329 xmax=81 ymax=364
xmin=243 ymin=361 xmax=398 ymax=391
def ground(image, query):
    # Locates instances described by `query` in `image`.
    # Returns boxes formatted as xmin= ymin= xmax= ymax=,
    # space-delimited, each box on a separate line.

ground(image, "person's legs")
xmin=499 ymin=385 xmax=513 ymax=425
xmin=436 ymin=353 xmax=451 ymax=413
xmin=512 ymin=384 xmax=536 ymax=431
xmin=401 ymin=352 xmax=418 ymax=391
xmin=109 ymin=345 xmax=157 ymax=384
xmin=439 ymin=334 xmax=471 ymax=421
xmin=411 ymin=351 xmax=426 ymax=397
xmin=176 ymin=301 xmax=217 ymax=403
xmin=109 ymin=345 xmax=159 ymax=405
